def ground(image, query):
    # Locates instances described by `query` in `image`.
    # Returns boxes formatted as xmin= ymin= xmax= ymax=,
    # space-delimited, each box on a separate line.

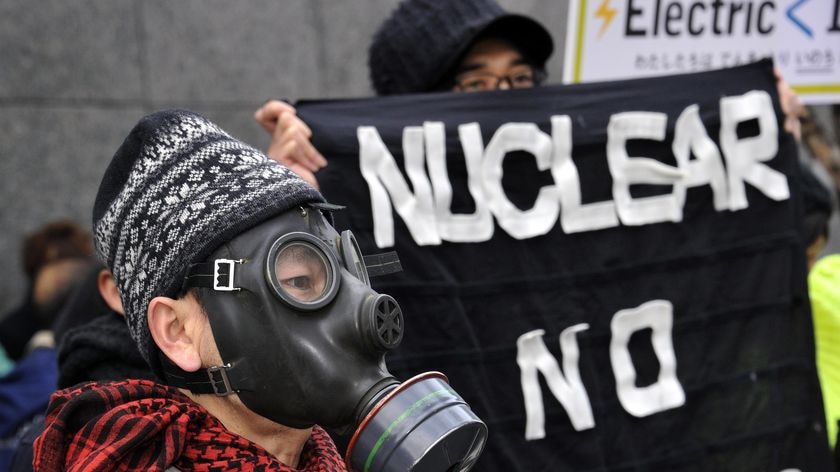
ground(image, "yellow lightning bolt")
xmin=594 ymin=0 xmax=617 ymax=38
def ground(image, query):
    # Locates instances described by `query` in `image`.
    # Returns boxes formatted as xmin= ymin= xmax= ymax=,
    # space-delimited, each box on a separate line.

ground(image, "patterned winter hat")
xmin=368 ymin=0 xmax=554 ymax=95
xmin=92 ymin=109 xmax=324 ymax=373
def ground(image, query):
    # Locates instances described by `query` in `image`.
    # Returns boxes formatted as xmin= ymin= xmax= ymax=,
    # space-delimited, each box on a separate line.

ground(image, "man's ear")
xmin=97 ymin=269 xmax=124 ymax=315
xmin=148 ymin=296 xmax=202 ymax=372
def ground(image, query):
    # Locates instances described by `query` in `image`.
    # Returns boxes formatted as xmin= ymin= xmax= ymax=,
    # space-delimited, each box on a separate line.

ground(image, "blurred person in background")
xmin=5 ymin=265 xmax=156 ymax=472
xmin=0 ymin=220 xmax=94 ymax=361
xmin=810 ymin=251 xmax=840 ymax=468
xmin=799 ymin=104 xmax=840 ymax=468
xmin=0 ymin=266 xmax=110 ymax=470
xmin=1 ymin=220 xmax=95 ymax=468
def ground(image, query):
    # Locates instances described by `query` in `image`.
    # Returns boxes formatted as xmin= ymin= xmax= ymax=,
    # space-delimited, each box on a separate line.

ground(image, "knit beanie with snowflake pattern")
xmin=91 ymin=109 xmax=323 ymax=376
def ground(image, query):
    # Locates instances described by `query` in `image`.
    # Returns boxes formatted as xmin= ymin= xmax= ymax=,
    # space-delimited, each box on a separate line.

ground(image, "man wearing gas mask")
xmin=32 ymin=110 xmax=486 ymax=472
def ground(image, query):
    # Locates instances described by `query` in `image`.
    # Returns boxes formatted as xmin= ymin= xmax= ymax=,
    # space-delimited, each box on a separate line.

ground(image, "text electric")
xmin=624 ymin=0 xmax=840 ymax=37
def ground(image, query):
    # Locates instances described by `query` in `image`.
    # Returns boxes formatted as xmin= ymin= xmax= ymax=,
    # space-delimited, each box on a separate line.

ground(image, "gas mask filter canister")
xmin=346 ymin=371 xmax=487 ymax=472
xmin=176 ymin=204 xmax=487 ymax=471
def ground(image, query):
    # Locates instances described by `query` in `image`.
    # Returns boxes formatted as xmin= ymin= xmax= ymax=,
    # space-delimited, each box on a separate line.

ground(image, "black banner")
xmin=298 ymin=59 xmax=832 ymax=470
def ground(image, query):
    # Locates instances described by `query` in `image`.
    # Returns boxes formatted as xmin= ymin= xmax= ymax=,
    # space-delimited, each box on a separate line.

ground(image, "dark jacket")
xmin=8 ymin=311 xmax=156 ymax=472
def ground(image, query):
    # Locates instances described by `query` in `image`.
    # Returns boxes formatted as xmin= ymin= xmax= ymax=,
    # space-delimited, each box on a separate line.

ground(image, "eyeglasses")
xmin=454 ymin=67 xmax=538 ymax=92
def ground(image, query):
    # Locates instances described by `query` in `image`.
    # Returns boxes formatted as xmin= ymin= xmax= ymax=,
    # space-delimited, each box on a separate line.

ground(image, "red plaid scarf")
xmin=33 ymin=379 xmax=347 ymax=471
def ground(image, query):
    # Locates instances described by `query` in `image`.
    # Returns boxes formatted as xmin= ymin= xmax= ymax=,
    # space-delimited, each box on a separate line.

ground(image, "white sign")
xmin=563 ymin=0 xmax=840 ymax=104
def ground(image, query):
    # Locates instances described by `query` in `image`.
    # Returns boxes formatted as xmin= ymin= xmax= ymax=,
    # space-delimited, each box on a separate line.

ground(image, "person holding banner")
xmin=254 ymin=0 xmax=804 ymax=190
xmin=254 ymin=0 xmax=553 ymax=188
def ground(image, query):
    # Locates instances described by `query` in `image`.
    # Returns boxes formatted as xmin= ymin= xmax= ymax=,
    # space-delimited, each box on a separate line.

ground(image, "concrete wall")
xmin=0 ymin=0 xmax=569 ymax=315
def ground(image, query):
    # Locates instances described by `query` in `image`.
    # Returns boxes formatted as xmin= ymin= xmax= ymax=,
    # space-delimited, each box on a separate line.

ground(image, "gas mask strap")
xmin=363 ymin=251 xmax=402 ymax=277
xmin=158 ymin=353 xmax=255 ymax=396
xmin=183 ymin=259 xmax=244 ymax=292
xmin=307 ymin=201 xmax=344 ymax=219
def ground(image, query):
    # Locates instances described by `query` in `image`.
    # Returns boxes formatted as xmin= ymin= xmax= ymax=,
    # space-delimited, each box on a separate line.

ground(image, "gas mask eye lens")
xmin=275 ymin=243 xmax=329 ymax=302
xmin=267 ymin=233 xmax=340 ymax=310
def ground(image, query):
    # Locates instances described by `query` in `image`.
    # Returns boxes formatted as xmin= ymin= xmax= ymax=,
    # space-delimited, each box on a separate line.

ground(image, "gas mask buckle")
xmin=207 ymin=363 xmax=235 ymax=396
xmin=213 ymin=259 xmax=242 ymax=292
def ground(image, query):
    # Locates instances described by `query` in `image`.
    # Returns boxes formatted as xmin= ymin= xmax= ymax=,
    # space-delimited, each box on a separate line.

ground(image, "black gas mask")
xmin=170 ymin=203 xmax=486 ymax=471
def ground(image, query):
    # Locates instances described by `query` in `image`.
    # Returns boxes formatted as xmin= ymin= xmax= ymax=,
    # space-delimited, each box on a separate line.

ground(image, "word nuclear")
xmin=358 ymin=90 xmax=789 ymax=248
xmin=516 ymin=300 xmax=685 ymax=440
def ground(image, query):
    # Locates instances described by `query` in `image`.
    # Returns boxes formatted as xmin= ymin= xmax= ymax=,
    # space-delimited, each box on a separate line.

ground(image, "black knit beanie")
xmin=91 ymin=109 xmax=324 ymax=377
xmin=368 ymin=0 xmax=554 ymax=95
